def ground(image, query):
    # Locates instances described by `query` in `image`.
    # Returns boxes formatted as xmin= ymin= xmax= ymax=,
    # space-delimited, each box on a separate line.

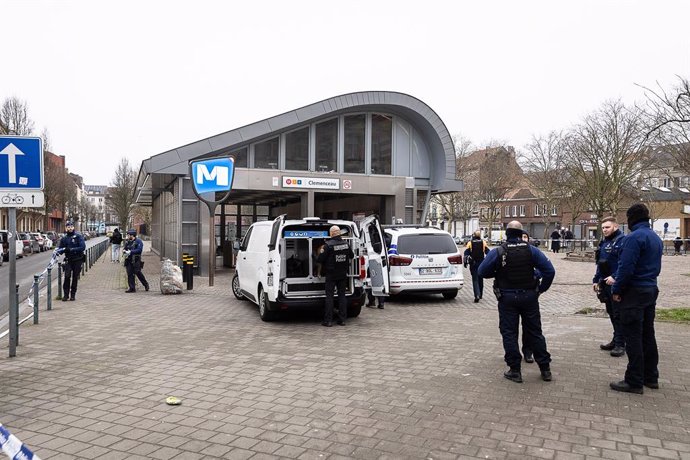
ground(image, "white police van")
xmin=383 ymin=225 xmax=464 ymax=299
xmin=232 ymin=215 xmax=389 ymax=321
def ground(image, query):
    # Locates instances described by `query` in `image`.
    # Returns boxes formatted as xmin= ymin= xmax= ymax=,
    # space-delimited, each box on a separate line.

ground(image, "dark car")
xmin=0 ymin=230 xmax=24 ymax=260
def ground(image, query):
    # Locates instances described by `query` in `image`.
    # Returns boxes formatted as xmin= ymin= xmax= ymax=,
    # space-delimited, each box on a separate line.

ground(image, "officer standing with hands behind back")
xmin=318 ymin=225 xmax=354 ymax=327
xmin=57 ymin=220 xmax=86 ymax=301
xmin=478 ymin=220 xmax=555 ymax=383
xmin=123 ymin=229 xmax=150 ymax=293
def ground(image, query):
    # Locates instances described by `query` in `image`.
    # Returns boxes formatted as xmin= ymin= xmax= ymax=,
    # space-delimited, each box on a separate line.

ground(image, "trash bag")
xmin=160 ymin=258 xmax=184 ymax=294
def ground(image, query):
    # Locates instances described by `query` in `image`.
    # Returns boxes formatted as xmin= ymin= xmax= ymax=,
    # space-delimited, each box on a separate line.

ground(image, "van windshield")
xmin=397 ymin=234 xmax=457 ymax=254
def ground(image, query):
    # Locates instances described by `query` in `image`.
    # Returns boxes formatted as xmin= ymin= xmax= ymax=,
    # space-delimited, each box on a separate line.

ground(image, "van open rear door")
xmin=359 ymin=216 xmax=390 ymax=296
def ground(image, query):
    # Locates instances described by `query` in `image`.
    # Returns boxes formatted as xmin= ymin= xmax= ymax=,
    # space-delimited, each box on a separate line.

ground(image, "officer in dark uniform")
xmin=478 ymin=221 xmax=556 ymax=383
xmin=317 ymin=225 xmax=354 ymax=327
xmin=123 ymin=229 xmax=150 ymax=293
xmin=57 ymin=220 xmax=86 ymax=301
xmin=593 ymin=216 xmax=625 ymax=357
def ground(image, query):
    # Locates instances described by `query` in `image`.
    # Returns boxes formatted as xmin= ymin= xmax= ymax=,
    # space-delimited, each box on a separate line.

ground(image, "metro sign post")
xmin=0 ymin=136 xmax=44 ymax=358
xmin=190 ymin=157 xmax=235 ymax=286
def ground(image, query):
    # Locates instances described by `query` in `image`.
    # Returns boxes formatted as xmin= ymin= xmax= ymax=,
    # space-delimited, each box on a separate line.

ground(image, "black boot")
xmin=503 ymin=368 xmax=522 ymax=383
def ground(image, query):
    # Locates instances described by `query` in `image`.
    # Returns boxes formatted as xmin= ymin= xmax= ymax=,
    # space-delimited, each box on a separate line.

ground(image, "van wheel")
xmin=232 ymin=273 xmax=246 ymax=300
xmin=442 ymin=289 xmax=458 ymax=300
xmin=258 ymin=287 xmax=277 ymax=322
xmin=347 ymin=305 xmax=362 ymax=318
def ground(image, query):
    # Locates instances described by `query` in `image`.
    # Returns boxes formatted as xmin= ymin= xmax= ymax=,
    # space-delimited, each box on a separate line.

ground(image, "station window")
xmin=371 ymin=114 xmax=392 ymax=175
xmin=285 ymin=127 xmax=309 ymax=171
xmin=315 ymin=118 xmax=338 ymax=172
xmin=254 ymin=137 xmax=279 ymax=169
xmin=230 ymin=147 xmax=248 ymax=168
xmin=344 ymin=114 xmax=365 ymax=174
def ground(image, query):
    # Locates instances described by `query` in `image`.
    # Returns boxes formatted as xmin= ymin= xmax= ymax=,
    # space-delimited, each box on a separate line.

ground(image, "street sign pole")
xmin=208 ymin=203 xmax=216 ymax=287
xmin=8 ymin=207 xmax=17 ymax=357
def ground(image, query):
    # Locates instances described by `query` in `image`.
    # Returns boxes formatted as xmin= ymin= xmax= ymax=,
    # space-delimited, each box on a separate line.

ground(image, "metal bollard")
xmin=181 ymin=253 xmax=189 ymax=282
xmin=47 ymin=267 xmax=52 ymax=311
xmin=33 ymin=275 xmax=39 ymax=325
xmin=185 ymin=257 xmax=194 ymax=290
xmin=15 ymin=284 xmax=20 ymax=345
xmin=58 ymin=263 xmax=63 ymax=300
xmin=85 ymin=249 xmax=89 ymax=273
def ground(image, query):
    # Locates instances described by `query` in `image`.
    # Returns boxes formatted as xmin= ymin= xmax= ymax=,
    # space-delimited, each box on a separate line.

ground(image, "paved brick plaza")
xmin=1 ymin=246 xmax=689 ymax=459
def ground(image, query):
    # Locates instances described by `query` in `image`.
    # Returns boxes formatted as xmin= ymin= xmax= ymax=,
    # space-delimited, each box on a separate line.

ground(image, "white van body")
xmin=233 ymin=216 xmax=389 ymax=321
xmin=383 ymin=226 xmax=464 ymax=299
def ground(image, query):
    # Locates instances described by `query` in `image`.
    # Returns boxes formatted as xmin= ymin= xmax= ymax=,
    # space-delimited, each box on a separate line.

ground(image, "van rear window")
xmin=283 ymin=230 xmax=328 ymax=238
xmin=397 ymin=234 xmax=457 ymax=254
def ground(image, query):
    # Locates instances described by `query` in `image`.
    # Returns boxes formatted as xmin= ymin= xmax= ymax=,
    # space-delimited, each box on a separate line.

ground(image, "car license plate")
xmin=420 ymin=268 xmax=442 ymax=275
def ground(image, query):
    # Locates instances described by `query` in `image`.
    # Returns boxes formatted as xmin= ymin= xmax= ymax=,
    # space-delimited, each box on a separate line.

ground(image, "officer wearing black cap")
xmin=123 ymin=229 xmax=150 ymax=293
xmin=317 ymin=225 xmax=354 ymax=327
xmin=57 ymin=220 xmax=86 ymax=301
xmin=607 ymin=203 xmax=663 ymax=394
xmin=478 ymin=220 xmax=555 ymax=383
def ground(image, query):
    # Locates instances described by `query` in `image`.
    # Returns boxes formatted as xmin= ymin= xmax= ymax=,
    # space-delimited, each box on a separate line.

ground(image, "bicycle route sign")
xmin=0 ymin=136 xmax=44 ymax=208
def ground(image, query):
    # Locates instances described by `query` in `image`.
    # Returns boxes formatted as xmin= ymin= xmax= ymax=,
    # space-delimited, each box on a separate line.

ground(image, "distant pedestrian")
xmin=607 ymin=203 xmax=663 ymax=394
xmin=317 ymin=225 xmax=354 ymax=326
xmin=478 ymin=221 xmax=556 ymax=383
xmin=463 ymin=230 xmax=489 ymax=302
xmin=110 ymin=228 xmax=123 ymax=262
xmin=673 ymin=237 xmax=683 ymax=255
xmin=123 ymin=229 xmax=150 ymax=293
xmin=57 ymin=221 xmax=86 ymax=301
xmin=550 ymin=229 xmax=561 ymax=253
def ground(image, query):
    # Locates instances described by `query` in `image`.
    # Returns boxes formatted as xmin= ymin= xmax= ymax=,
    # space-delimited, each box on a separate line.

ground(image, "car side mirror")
xmin=233 ymin=241 xmax=241 ymax=251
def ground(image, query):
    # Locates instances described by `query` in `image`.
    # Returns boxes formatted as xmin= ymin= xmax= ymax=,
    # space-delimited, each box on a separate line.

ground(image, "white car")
xmin=42 ymin=234 xmax=53 ymax=249
xmin=383 ymin=226 xmax=464 ymax=299
xmin=232 ymin=216 xmax=388 ymax=321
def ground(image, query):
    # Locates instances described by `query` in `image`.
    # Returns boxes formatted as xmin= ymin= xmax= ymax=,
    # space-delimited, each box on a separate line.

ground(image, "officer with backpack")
xmin=593 ymin=216 xmax=625 ymax=357
xmin=478 ymin=221 xmax=555 ymax=383
xmin=463 ymin=230 xmax=489 ymax=302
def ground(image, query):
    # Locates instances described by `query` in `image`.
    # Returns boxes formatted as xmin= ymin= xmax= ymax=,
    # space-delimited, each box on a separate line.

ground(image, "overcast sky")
xmin=2 ymin=0 xmax=689 ymax=185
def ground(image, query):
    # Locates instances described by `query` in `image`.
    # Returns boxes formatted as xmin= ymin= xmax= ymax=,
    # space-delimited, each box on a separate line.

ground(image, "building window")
xmin=254 ymin=137 xmax=279 ymax=169
xmin=285 ymin=127 xmax=309 ymax=171
xmin=651 ymin=177 xmax=659 ymax=187
xmin=371 ymin=114 xmax=392 ymax=175
xmin=315 ymin=118 xmax=338 ymax=172
xmin=505 ymin=206 xmax=510 ymax=217
xmin=519 ymin=205 xmax=525 ymax=216
xmin=344 ymin=115 xmax=365 ymax=174
xmin=535 ymin=204 xmax=541 ymax=216
xmin=551 ymin=205 xmax=558 ymax=216
xmin=663 ymin=177 xmax=673 ymax=188
xmin=230 ymin=147 xmax=248 ymax=168
xmin=512 ymin=205 xmax=517 ymax=217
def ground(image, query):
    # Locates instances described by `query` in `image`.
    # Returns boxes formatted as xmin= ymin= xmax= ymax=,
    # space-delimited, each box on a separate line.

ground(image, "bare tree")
xmin=478 ymin=147 xmax=521 ymax=234
xmin=43 ymin=157 xmax=73 ymax=230
xmin=563 ymin=100 xmax=652 ymax=227
xmin=520 ymin=131 xmax=568 ymax=239
xmin=41 ymin=127 xmax=51 ymax=152
xmin=642 ymin=76 xmax=690 ymax=173
xmin=1 ymin=97 xmax=34 ymax=135
xmin=108 ymin=158 xmax=137 ymax=229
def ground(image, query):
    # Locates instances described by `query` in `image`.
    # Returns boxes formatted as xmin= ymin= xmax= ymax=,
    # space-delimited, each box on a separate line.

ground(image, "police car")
xmin=383 ymin=226 xmax=464 ymax=299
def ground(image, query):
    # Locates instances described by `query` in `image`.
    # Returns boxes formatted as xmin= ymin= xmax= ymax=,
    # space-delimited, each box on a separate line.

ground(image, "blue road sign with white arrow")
xmin=0 ymin=136 xmax=44 ymax=190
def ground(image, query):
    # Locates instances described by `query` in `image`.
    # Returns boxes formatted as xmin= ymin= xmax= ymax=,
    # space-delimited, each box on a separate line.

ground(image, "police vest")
xmin=324 ymin=238 xmax=351 ymax=279
xmin=470 ymin=240 xmax=485 ymax=262
xmin=496 ymin=241 xmax=536 ymax=289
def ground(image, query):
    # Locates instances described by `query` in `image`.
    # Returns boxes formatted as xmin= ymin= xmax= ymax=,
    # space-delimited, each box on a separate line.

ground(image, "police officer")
xmin=478 ymin=221 xmax=555 ymax=383
xmin=123 ymin=229 xmax=150 ymax=293
xmin=593 ymin=216 xmax=625 ymax=357
xmin=317 ymin=225 xmax=354 ymax=327
xmin=57 ymin=220 xmax=86 ymax=301
xmin=607 ymin=203 xmax=663 ymax=394
xmin=463 ymin=230 xmax=489 ymax=303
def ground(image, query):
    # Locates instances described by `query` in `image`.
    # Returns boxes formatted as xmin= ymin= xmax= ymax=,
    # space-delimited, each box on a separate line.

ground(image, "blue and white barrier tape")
xmin=26 ymin=249 xmax=63 ymax=308
xmin=0 ymin=423 xmax=41 ymax=460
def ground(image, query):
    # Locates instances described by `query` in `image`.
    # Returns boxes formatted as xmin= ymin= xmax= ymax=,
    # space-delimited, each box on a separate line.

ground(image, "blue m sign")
xmin=191 ymin=157 xmax=235 ymax=194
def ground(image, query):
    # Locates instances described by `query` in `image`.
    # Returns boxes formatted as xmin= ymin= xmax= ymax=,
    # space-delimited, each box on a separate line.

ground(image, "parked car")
xmin=30 ymin=232 xmax=46 ymax=252
xmin=19 ymin=232 xmax=40 ymax=254
xmin=383 ymin=225 xmax=464 ymax=299
xmin=232 ymin=216 xmax=388 ymax=322
xmin=41 ymin=234 xmax=54 ymax=249
xmin=0 ymin=230 xmax=25 ymax=260
xmin=44 ymin=231 xmax=59 ymax=243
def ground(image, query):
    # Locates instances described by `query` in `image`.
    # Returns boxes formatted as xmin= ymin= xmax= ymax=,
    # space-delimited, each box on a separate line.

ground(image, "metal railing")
xmin=2 ymin=237 xmax=110 ymax=356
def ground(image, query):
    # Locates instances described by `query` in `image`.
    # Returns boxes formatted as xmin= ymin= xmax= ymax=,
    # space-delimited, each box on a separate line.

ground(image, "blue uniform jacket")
xmin=592 ymin=229 xmax=623 ymax=284
xmin=611 ymin=221 xmax=662 ymax=295
xmin=477 ymin=238 xmax=556 ymax=293
xmin=124 ymin=238 xmax=144 ymax=259
xmin=58 ymin=231 xmax=86 ymax=261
